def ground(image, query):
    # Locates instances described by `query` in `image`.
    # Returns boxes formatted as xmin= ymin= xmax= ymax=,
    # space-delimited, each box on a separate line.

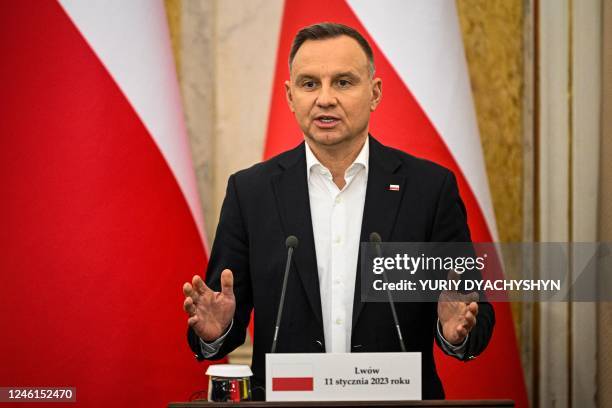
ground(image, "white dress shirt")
xmin=304 ymin=139 xmax=368 ymax=353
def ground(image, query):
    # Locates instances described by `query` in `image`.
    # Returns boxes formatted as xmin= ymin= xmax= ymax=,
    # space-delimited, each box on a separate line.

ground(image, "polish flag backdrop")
xmin=0 ymin=1 xmax=211 ymax=406
xmin=264 ymin=1 xmax=528 ymax=406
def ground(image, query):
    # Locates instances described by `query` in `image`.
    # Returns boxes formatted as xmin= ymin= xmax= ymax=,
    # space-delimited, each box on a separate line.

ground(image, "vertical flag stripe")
xmin=57 ymin=0 xmax=207 ymax=249
xmin=347 ymin=0 xmax=498 ymax=241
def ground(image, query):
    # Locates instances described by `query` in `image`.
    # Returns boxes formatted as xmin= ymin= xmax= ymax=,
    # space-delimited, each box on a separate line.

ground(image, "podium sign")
xmin=265 ymin=352 xmax=421 ymax=401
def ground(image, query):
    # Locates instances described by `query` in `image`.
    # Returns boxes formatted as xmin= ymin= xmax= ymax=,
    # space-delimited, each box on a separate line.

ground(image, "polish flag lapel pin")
xmin=389 ymin=184 xmax=400 ymax=191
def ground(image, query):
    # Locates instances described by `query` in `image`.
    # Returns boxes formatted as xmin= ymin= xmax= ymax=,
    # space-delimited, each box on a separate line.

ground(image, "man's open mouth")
xmin=314 ymin=115 xmax=340 ymax=127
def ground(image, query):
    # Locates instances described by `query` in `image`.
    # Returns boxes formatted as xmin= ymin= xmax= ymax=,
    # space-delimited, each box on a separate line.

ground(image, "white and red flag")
xmin=0 ymin=1 xmax=211 ymax=406
xmin=271 ymin=364 xmax=315 ymax=392
xmin=264 ymin=1 xmax=528 ymax=406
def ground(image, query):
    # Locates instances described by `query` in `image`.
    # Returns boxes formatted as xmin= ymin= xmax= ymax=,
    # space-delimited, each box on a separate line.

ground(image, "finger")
xmin=192 ymin=275 xmax=209 ymax=296
xmin=183 ymin=297 xmax=196 ymax=315
xmin=183 ymin=282 xmax=194 ymax=297
xmin=456 ymin=325 xmax=468 ymax=338
xmin=465 ymin=311 xmax=477 ymax=328
xmin=467 ymin=301 xmax=479 ymax=315
xmin=221 ymin=269 xmax=234 ymax=297
xmin=184 ymin=281 xmax=201 ymax=305
xmin=187 ymin=315 xmax=199 ymax=327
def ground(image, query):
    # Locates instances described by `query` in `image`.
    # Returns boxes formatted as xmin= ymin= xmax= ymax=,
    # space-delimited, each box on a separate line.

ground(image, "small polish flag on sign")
xmin=389 ymin=184 xmax=400 ymax=191
xmin=272 ymin=364 xmax=314 ymax=392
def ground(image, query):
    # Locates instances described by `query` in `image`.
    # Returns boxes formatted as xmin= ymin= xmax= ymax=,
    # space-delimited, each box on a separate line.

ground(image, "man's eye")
xmin=337 ymin=79 xmax=351 ymax=88
xmin=302 ymin=81 xmax=316 ymax=89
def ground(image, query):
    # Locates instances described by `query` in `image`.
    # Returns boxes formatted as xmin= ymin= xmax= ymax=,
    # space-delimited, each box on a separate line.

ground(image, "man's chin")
xmin=306 ymin=131 xmax=351 ymax=147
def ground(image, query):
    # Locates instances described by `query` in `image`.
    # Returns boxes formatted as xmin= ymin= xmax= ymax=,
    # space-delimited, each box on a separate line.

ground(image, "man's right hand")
xmin=183 ymin=269 xmax=236 ymax=342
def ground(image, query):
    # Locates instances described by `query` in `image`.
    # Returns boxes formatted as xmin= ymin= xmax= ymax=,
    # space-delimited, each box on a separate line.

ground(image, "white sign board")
xmin=265 ymin=352 xmax=421 ymax=401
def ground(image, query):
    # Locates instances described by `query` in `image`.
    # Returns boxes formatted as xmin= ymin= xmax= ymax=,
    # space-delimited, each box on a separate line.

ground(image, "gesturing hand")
xmin=437 ymin=289 xmax=479 ymax=345
xmin=182 ymin=269 xmax=236 ymax=342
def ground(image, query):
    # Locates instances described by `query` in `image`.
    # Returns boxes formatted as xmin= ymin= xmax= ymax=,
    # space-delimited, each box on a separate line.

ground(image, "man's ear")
xmin=285 ymin=80 xmax=295 ymax=112
xmin=370 ymin=77 xmax=382 ymax=112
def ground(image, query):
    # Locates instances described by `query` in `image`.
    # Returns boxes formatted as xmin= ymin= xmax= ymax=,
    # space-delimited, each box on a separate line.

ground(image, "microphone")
xmin=270 ymin=235 xmax=299 ymax=353
xmin=369 ymin=232 xmax=407 ymax=352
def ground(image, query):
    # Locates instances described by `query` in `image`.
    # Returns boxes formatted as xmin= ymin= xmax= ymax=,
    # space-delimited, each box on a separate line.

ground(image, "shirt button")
xmin=335 ymin=196 xmax=342 ymax=204
xmin=334 ymin=279 xmax=341 ymax=285
xmin=334 ymin=236 xmax=342 ymax=244
xmin=335 ymin=318 xmax=343 ymax=325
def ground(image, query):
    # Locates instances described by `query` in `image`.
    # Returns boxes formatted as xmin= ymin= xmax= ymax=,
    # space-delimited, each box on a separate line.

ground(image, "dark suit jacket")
xmin=188 ymin=136 xmax=495 ymax=400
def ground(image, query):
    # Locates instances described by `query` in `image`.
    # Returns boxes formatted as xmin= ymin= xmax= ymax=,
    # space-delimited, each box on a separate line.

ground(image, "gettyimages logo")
xmin=361 ymin=242 xmax=612 ymax=303
xmin=371 ymin=253 xmax=487 ymax=275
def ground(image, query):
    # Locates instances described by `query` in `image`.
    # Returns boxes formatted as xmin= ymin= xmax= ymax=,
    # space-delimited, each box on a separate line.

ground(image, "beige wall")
xmin=165 ymin=0 xmax=283 ymax=243
xmin=456 ymin=0 xmax=525 ymax=244
xmin=598 ymin=1 xmax=612 ymax=406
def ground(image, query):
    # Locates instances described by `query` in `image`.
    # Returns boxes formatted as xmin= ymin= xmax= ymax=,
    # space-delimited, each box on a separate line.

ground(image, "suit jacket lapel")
xmin=352 ymin=136 xmax=407 ymax=329
xmin=271 ymin=143 xmax=323 ymax=326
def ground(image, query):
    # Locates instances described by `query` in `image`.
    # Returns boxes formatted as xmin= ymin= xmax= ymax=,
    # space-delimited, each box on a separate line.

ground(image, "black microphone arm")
xmin=369 ymin=232 xmax=407 ymax=352
xmin=270 ymin=235 xmax=299 ymax=354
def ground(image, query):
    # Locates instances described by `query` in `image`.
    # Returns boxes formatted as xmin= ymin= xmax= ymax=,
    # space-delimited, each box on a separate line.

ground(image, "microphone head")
xmin=369 ymin=232 xmax=382 ymax=243
xmin=285 ymin=235 xmax=299 ymax=249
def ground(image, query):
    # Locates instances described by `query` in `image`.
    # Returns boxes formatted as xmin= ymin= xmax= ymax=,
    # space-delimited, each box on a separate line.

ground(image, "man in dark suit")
xmin=182 ymin=22 xmax=494 ymax=400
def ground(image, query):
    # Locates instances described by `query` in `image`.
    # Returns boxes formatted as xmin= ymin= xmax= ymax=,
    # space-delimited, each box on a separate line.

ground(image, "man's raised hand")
xmin=437 ymin=289 xmax=479 ymax=345
xmin=437 ymin=269 xmax=479 ymax=345
xmin=182 ymin=269 xmax=236 ymax=342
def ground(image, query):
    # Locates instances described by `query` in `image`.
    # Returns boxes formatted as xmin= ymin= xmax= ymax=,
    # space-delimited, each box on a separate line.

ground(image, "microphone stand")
xmin=270 ymin=235 xmax=299 ymax=353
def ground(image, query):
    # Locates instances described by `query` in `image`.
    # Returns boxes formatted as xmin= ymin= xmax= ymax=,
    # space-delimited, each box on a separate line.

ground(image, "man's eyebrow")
xmin=334 ymin=71 xmax=360 ymax=78
xmin=294 ymin=74 xmax=315 ymax=83
xmin=294 ymin=71 xmax=361 ymax=82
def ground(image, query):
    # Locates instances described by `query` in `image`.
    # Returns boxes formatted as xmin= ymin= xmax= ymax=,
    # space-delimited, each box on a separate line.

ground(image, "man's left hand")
xmin=437 ymin=290 xmax=479 ymax=345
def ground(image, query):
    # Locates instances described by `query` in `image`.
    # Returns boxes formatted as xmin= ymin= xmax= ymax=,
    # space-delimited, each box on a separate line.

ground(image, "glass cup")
xmin=206 ymin=364 xmax=253 ymax=402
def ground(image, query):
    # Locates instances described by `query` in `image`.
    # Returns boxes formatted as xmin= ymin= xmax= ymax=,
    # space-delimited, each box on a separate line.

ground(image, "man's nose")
xmin=316 ymin=84 xmax=337 ymax=107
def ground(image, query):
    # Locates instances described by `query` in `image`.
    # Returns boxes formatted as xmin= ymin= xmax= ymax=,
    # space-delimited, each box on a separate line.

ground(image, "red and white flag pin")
xmin=389 ymin=184 xmax=400 ymax=191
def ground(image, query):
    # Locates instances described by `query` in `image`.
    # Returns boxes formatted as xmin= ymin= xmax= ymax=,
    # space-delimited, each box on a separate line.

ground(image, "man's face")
xmin=285 ymin=36 xmax=382 ymax=148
